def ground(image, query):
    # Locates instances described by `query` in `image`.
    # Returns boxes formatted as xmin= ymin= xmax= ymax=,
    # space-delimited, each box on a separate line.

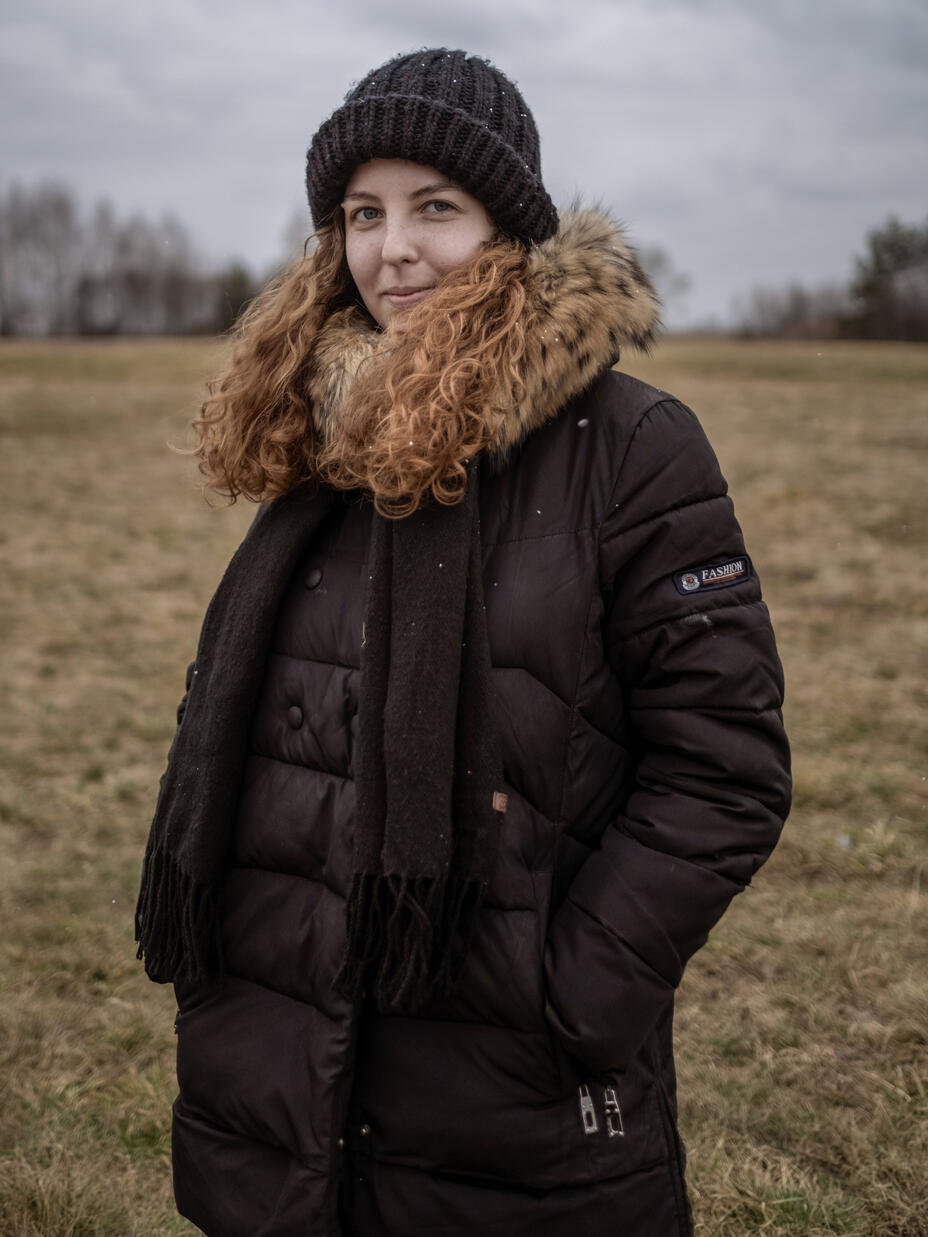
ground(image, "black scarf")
xmin=134 ymin=469 xmax=505 ymax=1014
xmin=339 ymin=467 xmax=503 ymax=1012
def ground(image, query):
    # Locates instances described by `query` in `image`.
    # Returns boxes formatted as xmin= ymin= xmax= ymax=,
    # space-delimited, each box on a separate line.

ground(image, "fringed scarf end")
xmin=134 ymin=848 xmax=223 ymax=985
xmin=336 ymin=872 xmax=486 ymax=1015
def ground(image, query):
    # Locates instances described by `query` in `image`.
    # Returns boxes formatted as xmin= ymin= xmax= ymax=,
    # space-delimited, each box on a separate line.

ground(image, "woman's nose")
xmin=380 ymin=219 xmax=418 ymax=264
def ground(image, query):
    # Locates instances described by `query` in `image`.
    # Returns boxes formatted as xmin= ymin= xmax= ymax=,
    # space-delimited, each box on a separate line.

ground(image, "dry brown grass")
xmin=1 ymin=335 xmax=926 ymax=1235
xmin=0 ymin=339 xmax=248 ymax=1236
xmin=633 ymin=338 xmax=928 ymax=1237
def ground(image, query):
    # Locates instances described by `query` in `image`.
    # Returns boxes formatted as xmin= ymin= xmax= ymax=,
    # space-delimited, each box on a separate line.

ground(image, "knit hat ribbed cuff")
xmin=305 ymin=49 xmax=559 ymax=247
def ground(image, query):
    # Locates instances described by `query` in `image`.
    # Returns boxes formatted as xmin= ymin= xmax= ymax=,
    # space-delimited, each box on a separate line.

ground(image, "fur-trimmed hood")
xmin=309 ymin=207 xmax=660 ymax=457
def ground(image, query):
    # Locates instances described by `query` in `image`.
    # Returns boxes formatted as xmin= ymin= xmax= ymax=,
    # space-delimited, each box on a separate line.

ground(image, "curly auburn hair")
xmin=193 ymin=217 xmax=533 ymax=516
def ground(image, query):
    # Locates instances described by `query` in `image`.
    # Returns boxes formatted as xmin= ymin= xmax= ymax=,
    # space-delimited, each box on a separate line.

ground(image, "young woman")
xmin=136 ymin=48 xmax=791 ymax=1237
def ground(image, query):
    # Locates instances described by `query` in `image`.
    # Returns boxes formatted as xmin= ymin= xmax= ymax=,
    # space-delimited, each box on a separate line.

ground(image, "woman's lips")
xmin=382 ymin=286 xmax=434 ymax=308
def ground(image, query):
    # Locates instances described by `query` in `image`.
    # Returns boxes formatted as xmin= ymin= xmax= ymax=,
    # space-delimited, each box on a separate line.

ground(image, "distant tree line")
xmin=0 ymin=180 xmax=261 ymax=336
xmin=1 ymin=179 xmax=692 ymax=338
xmin=735 ymin=215 xmax=928 ymax=341
xmin=2 ymin=180 xmax=925 ymax=341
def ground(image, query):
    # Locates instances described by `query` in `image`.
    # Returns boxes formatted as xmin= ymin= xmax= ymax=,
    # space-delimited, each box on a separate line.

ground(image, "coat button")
xmin=359 ymin=1124 xmax=371 ymax=1137
xmin=305 ymin=567 xmax=324 ymax=589
xmin=287 ymin=705 xmax=303 ymax=729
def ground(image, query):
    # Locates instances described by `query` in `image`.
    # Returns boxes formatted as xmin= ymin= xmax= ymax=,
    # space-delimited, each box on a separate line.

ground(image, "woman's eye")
xmin=352 ymin=206 xmax=381 ymax=223
xmin=425 ymin=200 xmax=455 ymax=215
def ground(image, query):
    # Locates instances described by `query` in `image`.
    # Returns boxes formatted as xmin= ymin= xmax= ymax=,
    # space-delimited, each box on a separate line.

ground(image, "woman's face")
xmin=342 ymin=159 xmax=495 ymax=328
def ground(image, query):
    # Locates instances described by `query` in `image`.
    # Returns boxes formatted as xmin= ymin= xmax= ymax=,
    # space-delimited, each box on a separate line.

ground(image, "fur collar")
xmin=309 ymin=207 xmax=660 ymax=455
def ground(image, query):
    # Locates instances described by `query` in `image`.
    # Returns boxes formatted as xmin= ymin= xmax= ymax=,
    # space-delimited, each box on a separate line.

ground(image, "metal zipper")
xmin=578 ymin=1083 xmax=598 ymax=1135
xmin=604 ymin=1085 xmax=625 ymax=1137
xmin=578 ymin=1082 xmax=625 ymax=1138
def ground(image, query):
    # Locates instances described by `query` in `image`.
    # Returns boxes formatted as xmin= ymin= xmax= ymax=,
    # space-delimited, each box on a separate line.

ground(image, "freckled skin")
xmin=342 ymin=159 xmax=495 ymax=329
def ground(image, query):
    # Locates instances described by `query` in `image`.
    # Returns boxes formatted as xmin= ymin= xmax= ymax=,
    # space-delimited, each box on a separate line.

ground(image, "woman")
xmin=136 ymin=48 xmax=791 ymax=1237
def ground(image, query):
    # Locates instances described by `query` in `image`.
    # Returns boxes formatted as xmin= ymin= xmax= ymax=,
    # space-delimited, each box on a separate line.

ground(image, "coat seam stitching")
xmin=564 ymin=900 xmax=678 ymax=984
xmin=631 ymin=703 xmax=782 ymax=716
xmin=557 ymin=586 xmax=601 ymax=827
xmin=615 ymin=598 xmax=770 ymax=644
xmin=248 ymin=750 xmax=351 ymax=779
xmin=564 ymin=896 xmax=678 ymax=987
xmin=604 ymin=491 xmax=729 ymax=544
xmin=602 ymin=398 xmax=690 ymax=517
xmin=483 ymin=526 xmax=597 ymax=546
xmin=609 ymin=828 xmax=748 ymax=890
xmin=555 ymin=401 xmax=665 ymax=826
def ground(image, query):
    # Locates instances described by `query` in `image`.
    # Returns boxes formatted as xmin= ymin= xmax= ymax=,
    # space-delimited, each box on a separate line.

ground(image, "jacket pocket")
xmin=571 ymin=1072 xmax=670 ymax=1182
xmin=542 ymin=1018 xmax=587 ymax=1096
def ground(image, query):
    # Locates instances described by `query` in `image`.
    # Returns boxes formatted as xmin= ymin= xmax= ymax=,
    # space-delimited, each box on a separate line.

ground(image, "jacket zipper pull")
xmin=578 ymin=1084 xmax=598 ymax=1135
xmin=604 ymin=1085 xmax=624 ymax=1137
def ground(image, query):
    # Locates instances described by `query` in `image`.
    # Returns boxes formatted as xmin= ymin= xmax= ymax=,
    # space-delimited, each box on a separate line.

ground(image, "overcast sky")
xmin=2 ymin=0 xmax=926 ymax=325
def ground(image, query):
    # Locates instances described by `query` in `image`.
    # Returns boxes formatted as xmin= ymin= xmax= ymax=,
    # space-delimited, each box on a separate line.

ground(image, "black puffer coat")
xmin=163 ymin=212 xmax=791 ymax=1237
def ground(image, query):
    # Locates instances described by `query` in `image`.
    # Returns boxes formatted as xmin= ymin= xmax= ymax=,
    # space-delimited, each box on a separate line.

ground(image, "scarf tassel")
xmin=135 ymin=848 xmax=223 ymax=984
xmin=336 ymin=872 xmax=486 ymax=1014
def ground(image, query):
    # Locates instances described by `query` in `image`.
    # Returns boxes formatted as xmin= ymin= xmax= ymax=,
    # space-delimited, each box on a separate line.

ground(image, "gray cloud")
xmin=2 ymin=0 xmax=925 ymax=324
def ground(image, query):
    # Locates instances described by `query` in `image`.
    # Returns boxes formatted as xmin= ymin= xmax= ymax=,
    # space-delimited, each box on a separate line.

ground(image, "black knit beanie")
xmin=306 ymin=48 xmax=558 ymax=246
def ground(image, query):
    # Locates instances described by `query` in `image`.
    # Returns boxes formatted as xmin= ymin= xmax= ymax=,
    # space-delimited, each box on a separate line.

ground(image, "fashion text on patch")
xmin=673 ymin=556 xmax=753 ymax=596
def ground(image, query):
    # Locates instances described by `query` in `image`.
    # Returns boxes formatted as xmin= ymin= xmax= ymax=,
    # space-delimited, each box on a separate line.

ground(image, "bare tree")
xmin=733 ymin=281 xmax=850 ymax=339
xmin=0 ymin=179 xmax=260 ymax=336
xmin=213 ymin=261 xmax=258 ymax=332
xmin=732 ymin=215 xmax=928 ymax=341
xmin=74 ymin=200 xmax=120 ymax=334
xmin=639 ymin=245 xmax=690 ymax=319
xmin=0 ymin=181 xmax=82 ymax=334
xmin=278 ymin=206 xmax=314 ymax=269
xmin=841 ymin=215 xmax=928 ymax=340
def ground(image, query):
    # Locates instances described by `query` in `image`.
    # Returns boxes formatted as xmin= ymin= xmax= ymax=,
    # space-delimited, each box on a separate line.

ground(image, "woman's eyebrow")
xmin=344 ymin=180 xmax=461 ymax=204
xmin=409 ymin=181 xmax=460 ymax=199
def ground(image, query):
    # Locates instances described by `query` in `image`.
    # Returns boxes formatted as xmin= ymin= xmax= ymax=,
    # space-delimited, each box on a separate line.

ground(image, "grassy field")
xmin=1 ymin=335 xmax=926 ymax=1236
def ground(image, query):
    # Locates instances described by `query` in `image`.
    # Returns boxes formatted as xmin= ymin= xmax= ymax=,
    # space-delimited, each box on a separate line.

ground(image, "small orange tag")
xmin=492 ymin=791 xmax=509 ymax=814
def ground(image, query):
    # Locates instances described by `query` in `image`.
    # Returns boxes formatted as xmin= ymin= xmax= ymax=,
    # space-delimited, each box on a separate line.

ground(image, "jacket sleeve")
xmin=544 ymin=398 xmax=791 ymax=1076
